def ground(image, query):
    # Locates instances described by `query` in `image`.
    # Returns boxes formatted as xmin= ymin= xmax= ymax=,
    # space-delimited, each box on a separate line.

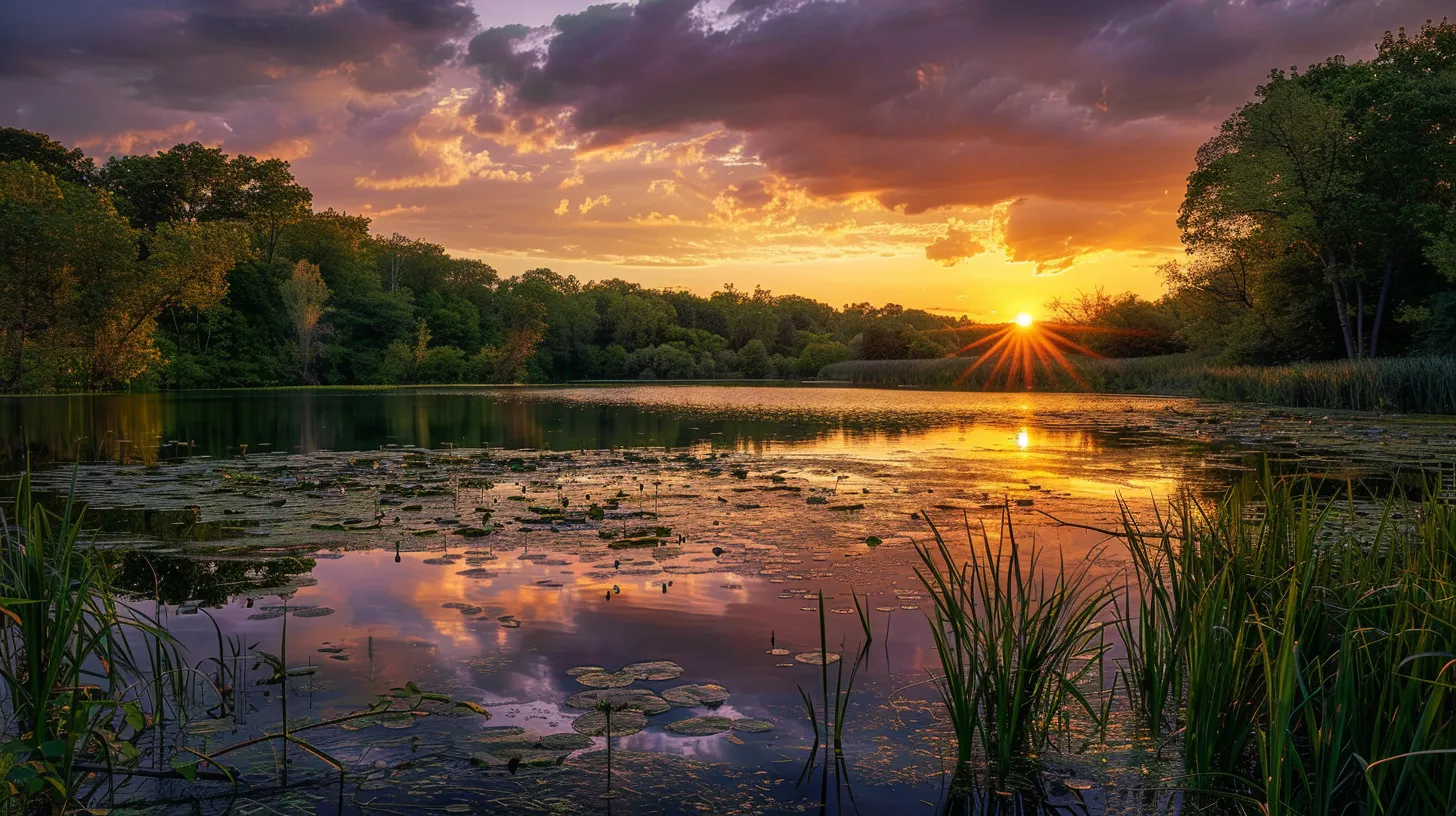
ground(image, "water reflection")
xmin=5 ymin=387 xmax=1455 ymax=814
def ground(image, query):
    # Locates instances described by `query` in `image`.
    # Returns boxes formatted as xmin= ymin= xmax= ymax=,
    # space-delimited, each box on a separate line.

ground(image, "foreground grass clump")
xmin=914 ymin=510 xmax=1113 ymax=783
xmin=820 ymin=355 xmax=1456 ymax=414
xmin=1125 ymin=476 xmax=1456 ymax=814
xmin=1 ymin=472 xmax=180 ymax=813
xmin=917 ymin=478 xmax=1456 ymax=812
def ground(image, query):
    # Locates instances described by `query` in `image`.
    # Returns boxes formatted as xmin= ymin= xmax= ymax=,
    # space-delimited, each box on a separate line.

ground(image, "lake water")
xmin=3 ymin=386 xmax=1455 ymax=815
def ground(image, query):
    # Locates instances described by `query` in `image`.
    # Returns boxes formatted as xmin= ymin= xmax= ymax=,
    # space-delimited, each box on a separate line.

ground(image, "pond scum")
xmin=820 ymin=354 xmax=1456 ymax=415
xmin=3 ymin=463 xmax=1455 ymax=814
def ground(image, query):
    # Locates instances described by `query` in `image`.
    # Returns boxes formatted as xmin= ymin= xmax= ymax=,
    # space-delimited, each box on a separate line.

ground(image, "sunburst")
xmin=933 ymin=316 xmax=1104 ymax=390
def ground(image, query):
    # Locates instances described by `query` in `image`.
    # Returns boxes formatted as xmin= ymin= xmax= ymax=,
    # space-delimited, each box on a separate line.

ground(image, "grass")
xmin=1116 ymin=476 xmax=1456 ymax=812
xmin=914 ymin=508 xmax=1113 ymax=783
xmin=0 ymin=471 xmax=179 ymax=812
xmin=819 ymin=354 xmax=1456 ymax=414
xmin=916 ymin=478 xmax=1456 ymax=811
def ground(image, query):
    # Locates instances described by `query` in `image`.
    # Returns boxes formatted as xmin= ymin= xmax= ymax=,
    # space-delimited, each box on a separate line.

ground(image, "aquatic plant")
xmin=1120 ymin=475 xmax=1456 ymax=813
xmin=0 ymin=471 xmax=180 ymax=813
xmin=820 ymin=354 xmax=1456 ymax=414
xmin=914 ymin=509 xmax=1113 ymax=783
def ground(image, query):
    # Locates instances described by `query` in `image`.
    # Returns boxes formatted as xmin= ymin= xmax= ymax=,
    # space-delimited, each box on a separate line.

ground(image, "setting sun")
xmin=1015 ymin=312 xmax=1034 ymax=328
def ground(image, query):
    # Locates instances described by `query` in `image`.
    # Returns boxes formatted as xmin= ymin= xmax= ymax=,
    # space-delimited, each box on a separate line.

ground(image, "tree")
xmin=1181 ymin=21 xmax=1456 ymax=358
xmin=280 ymin=260 xmax=330 ymax=384
xmin=738 ymin=339 xmax=770 ymax=377
xmin=235 ymin=156 xmax=312 ymax=263
xmin=0 ymin=128 xmax=96 ymax=185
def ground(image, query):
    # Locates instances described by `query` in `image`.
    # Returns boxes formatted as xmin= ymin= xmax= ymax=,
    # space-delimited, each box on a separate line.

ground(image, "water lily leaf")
xmin=566 ymin=665 xmax=605 ymax=677
xmin=731 ymin=718 xmax=774 ymax=733
xmin=661 ymin=684 xmax=730 ymax=707
xmin=564 ymin=689 xmax=671 ymax=715
xmin=665 ymin=716 xmax=733 ymax=736
xmin=620 ymin=660 xmax=684 ymax=681
xmin=572 ymin=709 xmax=647 ymax=737
xmin=539 ymin=732 xmax=592 ymax=751
xmin=574 ymin=671 xmax=636 ymax=689
xmin=793 ymin=651 xmax=841 ymax=665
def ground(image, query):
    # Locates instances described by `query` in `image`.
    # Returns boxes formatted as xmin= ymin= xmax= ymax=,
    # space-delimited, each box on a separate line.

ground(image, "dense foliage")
xmin=0 ymin=132 xmax=980 ymax=391
xmin=1170 ymin=20 xmax=1456 ymax=363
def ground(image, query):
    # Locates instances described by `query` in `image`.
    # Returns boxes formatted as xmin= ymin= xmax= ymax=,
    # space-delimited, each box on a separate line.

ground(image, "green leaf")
xmin=171 ymin=760 xmax=198 ymax=781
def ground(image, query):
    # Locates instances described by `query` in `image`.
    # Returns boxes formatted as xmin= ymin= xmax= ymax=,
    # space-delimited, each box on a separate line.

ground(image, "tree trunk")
xmin=1331 ymin=279 xmax=1355 ymax=360
xmin=1370 ymin=255 xmax=1395 ymax=358
xmin=1356 ymin=283 xmax=1365 ymax=359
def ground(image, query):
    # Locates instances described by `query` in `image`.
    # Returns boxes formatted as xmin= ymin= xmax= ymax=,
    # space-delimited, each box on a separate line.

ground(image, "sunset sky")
xmin=1 ymin=0 xmax=1447 ymax=319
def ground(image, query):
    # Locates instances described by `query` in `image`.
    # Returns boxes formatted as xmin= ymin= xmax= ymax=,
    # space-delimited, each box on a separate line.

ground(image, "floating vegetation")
xmin=661 ymin=683 xmax=730 ymax=707
xmin=792 ymin=651 xmax=841 ymax=665
xmin=620 ymin=660 xmax=684 ymax=681
xmin=290 ymin=605 xmax=335 ymax=618
xmin=565 ymin=688 xmax=672 ymax=715
xmin=664 ymin=716 xmax=733 ymax=736
xmin=573 ymin=670 xmax=637 ymax=689
xmin=572 ymin=709 xmax=648 ymax=737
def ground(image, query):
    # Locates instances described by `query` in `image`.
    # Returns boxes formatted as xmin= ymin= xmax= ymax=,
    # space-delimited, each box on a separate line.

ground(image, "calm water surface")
xmin=3 ymin=386 xmax=1454 ymax=815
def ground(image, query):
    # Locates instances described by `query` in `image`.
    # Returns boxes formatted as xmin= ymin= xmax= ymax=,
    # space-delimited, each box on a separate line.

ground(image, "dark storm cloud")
xmin=465 ymin=0 xmax=1449 ymax=213
xmin=1 ymin=0 xmax=478 ymax=105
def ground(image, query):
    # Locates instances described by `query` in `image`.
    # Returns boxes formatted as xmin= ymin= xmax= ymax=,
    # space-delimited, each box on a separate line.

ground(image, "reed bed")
xmin=819 ymin=355 xmax=1456 ymax=414
xmin=914 ymin=510 xmax=1113 ymax=783
xmin=916 ymin=477 xmax=1456 ymax=813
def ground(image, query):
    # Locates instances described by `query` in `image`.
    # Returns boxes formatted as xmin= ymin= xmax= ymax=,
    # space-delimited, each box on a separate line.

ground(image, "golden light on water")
xmin=1015 ymin=312 xmax=1034 ymax=328
xmin=1016 ymin=428 xmax=1030 ymax=450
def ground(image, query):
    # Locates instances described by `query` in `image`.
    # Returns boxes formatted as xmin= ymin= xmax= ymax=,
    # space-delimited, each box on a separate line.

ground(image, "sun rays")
xmin=945 ymin=318 xmax=1103 ymax=390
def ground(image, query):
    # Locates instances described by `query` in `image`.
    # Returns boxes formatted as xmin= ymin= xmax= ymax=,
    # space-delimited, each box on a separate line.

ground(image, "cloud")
xmin=925 ymin=225 xmax=987 ymax=267
xmin=463 ymin=0 xmax=1447 ymax=214
xmin=1001 ymin=197 xmax=1181 ymax=274
xmin=2 ymin=0 xmax=1447 ymax=295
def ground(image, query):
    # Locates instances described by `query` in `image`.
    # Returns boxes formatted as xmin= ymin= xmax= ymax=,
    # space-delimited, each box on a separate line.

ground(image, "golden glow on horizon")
xmin=1015 ymin=312 xmax=1034 ymax=328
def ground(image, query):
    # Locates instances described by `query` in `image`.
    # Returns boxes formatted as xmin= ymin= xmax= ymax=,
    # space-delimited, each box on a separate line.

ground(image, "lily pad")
xmin=539 ymin=732 xmax=593 ymax=751
xmin=620 ymin=660 xmax=684 ymax=681
xmin=291 ymin=606 xmax=335 ymax=618
xmin=665 ymin=716 xmax=733 ymax=736
xmin=572 ymin=709 xmax=648 ymax=737
xmin=732 ymin=718 xmax=774 ymax=733
xmin=661 ymin=683 xmax=730 ymax=707
xmin=793 ymin=651 xmax=841 ymax=665
xmin=564 ymin=688 xmax=671 ymax=715
xmin=566 ymin=665 xmax=606 ymax=677
xmin=574 ymin=671 xmax=636 ymax=689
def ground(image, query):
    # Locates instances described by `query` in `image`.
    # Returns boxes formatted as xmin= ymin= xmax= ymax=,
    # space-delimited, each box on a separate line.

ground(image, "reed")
xmin=0 ymin=471 xmax=179 ymax=812
xmin=1118 ymin=475 xmax=1456 ymax=813
xmin=819 ymin=354 xmax=1456 ymax=414
xmin=914 ymin=509 xmax=1113 ymax=782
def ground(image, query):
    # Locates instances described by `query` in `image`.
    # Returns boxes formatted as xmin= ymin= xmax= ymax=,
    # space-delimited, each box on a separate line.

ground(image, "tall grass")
xmin=819 ymin=355 xmax=1456 ymax=414
xmin=0 ymin=471 xmax=179 ymax=812
xmin=1120 ymin=476 xmax=1456 ymax=813
xmin=914 ymin=509 xmax=1113 ymax=783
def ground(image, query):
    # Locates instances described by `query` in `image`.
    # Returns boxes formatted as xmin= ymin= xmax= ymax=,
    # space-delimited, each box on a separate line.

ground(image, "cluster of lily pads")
xmin=561 ymin=661 xmax=772 ymax=738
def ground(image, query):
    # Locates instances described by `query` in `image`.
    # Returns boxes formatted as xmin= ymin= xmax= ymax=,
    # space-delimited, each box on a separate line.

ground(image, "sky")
xmin=0 ymin=0 xmax=1448 ymax=319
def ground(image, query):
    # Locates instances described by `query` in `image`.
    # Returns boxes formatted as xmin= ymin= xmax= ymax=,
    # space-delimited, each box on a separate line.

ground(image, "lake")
xmin=3 ymin=386 xmax=1454 ymax=815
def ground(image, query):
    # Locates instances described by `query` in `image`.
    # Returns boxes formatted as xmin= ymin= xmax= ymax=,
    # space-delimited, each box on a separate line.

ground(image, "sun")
xmin=1014 ymin=312 xmax=1034 ymax=328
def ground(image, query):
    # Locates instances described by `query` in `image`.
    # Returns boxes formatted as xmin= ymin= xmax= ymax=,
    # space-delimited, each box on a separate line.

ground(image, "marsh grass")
xmin=0 ymin=471 xmax=180 ymax=812
xmin=1119 ymin=475 xmax=1456 ymax=813
xmin=820 ymin=355 xmax=1456 ymax=414
xmin=914 ymin=509 xmax=1113 ymax=783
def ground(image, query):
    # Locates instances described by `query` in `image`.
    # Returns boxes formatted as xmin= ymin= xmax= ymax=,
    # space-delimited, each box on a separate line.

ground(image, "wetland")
xmin=3 ymin=385 xmax=1455 ymax=815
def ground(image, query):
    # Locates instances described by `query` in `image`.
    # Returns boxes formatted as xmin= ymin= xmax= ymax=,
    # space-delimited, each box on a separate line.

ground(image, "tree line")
xmin=0 ymin=21 xmax=1451 ymax=392
xmin=0 ymin=131 xmax=992 ymax=391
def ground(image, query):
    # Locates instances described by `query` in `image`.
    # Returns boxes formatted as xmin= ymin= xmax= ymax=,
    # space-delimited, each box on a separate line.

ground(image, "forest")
xmin=0 ymin=22 xmax=1453 ymax=393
